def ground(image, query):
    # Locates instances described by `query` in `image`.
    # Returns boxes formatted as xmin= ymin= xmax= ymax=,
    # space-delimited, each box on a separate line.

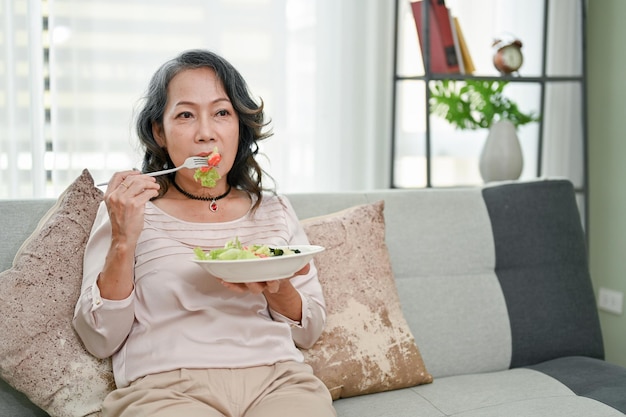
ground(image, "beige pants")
xmin=102 ymin=362 xmax=336 ymax=417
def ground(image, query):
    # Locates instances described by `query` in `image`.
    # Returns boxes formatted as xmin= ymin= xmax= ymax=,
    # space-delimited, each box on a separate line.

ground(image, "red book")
xmin=410 ymin=0 xmax=460 ymax=74
xmin=429 ymin=0 xmax=460 ymax=73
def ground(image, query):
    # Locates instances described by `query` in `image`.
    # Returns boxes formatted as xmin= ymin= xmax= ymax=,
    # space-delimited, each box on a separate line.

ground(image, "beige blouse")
xmin=73 ymin=193 xmax=326 ymax=388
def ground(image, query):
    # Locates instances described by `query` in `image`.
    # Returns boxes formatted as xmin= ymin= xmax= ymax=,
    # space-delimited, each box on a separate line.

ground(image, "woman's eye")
xmin=216 ymin=109 xmax=229 ymax=117
xmin=177 ymin=111 xmax=193 ymax=119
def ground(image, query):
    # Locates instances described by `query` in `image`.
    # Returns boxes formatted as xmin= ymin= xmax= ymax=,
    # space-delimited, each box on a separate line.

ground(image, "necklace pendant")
xmin=172 ymin=179 xmax=231 ymax=212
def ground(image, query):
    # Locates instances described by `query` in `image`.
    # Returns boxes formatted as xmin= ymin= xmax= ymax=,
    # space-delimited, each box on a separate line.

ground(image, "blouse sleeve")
xmin=268 ymin=196 xmax=327 ymax=349
xmin=72 ymin=202 xmax=136 ymax=359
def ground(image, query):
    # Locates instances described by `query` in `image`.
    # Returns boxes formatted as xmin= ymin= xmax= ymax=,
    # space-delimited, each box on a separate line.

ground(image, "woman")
xmin=73 ymin=49 xmax=335 ymax=417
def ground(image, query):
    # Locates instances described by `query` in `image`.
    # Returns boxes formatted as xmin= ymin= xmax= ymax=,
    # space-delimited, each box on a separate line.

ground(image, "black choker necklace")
xmin=172 ymin=180 xmax=232 ymax=212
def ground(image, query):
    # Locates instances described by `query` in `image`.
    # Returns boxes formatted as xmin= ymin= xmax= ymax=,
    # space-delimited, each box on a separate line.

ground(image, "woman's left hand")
xmin=218 ymin=263 xmax=311 ymax=295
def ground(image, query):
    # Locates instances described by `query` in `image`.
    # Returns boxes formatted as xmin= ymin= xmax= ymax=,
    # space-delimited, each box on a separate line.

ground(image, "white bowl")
xmin=192 ymin=245 xmax=325 ymax=283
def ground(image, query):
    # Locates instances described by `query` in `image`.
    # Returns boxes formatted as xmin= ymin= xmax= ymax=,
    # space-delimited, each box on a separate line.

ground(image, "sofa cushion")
xmin=407 ymin=368 xmax=624 ymax=417
xmin=482 ymin=180 xmax=604 ymax=367
xmin=387 ymin=188 xmax=512 ymax=378
xmin=527 ymin=356 xmax=626 ymax=413
xmin=0 ymin=377 xmax=49 ymax=417
xmin=0 ymin=170 xmax=112 ymax=417
xmin=300 ymin=200 xmax=433 ymax=399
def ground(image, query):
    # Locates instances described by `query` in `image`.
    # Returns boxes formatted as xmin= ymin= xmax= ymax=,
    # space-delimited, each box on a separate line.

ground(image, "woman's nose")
xmin=195 ymin=115 xmax=215 ymax=142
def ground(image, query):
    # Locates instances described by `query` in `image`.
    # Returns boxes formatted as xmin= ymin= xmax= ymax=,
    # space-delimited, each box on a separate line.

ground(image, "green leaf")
xmin=429 ymin=80 xmax=540 ymax=131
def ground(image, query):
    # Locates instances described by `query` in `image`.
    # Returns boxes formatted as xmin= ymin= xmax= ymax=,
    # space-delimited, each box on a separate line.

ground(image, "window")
xmin=0 ymin=0 xmax=395 ymax=199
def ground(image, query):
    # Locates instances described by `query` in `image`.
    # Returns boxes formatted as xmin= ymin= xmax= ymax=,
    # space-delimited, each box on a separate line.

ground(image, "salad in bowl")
xmin=193 ymin=237 xmax=324 ymax=283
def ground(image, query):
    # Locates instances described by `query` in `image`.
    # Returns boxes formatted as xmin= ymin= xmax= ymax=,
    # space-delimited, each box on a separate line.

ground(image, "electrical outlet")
xmin=598 ymin=287 xmax=624 ymax=315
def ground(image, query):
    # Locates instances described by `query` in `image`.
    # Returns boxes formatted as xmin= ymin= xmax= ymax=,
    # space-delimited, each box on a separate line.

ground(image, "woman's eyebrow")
xmin=173 ymin=97 xmax=231 ymax=107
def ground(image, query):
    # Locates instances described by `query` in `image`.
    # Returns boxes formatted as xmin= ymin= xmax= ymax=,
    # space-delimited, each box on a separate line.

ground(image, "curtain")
xmin=0 ymin=0 xmax=46 ymax=197
xmin=0 ymin=0 xmax=394 ymax=199
xmin=541 ymin=0 xmax=585 ymax=188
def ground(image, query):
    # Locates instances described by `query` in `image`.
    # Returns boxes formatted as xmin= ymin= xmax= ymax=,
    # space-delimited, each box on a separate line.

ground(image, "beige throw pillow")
xmin=300 ymin=200 xmax=433 ymax=400
xmin=0 ymin=169 xmax=113 ymax=417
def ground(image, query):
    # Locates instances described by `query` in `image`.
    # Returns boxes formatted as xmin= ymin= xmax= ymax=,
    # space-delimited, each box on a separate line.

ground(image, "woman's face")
xmin=153 ymin=67 xmax=239 ymax=188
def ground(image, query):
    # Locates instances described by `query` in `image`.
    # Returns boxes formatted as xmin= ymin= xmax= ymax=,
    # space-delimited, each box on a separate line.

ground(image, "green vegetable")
xmin=193 ymin=167 xmax=221 ymax=188
xmin=193 ymin=247 xmax=210 ymax=260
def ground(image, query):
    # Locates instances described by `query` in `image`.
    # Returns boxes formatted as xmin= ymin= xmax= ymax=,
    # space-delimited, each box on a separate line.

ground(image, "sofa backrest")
xmin=0 ymin=199 xmax=56 ymax=271
xmin=288 ymin=180 xmax=604 ymax=378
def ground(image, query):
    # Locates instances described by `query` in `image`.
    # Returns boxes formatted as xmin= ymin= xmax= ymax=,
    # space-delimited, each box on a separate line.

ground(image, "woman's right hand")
xmin=104 ymin=170 xmax=160 ymax=246
xmin=97 ymin=170 xmax=160 ymax=300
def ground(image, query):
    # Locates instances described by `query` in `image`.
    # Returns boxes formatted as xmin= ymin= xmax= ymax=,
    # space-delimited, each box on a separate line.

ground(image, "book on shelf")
xmin=429 ymin=0 xmax=460 ymax=72
xmin=410 ymin=0 xmax=460 ymax=74
xmin=452 ymin=16 xmax=476 ymax=74
xmin=449 ymin=12 xmax=465 ymax=74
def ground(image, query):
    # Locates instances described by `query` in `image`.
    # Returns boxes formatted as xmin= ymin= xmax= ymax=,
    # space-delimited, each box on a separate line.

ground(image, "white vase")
xmin=479 ymin=120 xmax=523 ymax=183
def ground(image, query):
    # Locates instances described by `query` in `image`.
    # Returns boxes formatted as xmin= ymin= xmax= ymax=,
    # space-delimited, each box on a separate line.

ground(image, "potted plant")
xmin=429 ymin=79 xmax=540 ymax=182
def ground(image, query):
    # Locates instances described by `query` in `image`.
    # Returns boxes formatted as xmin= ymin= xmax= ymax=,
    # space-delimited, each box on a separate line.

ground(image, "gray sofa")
xmin=1 ymin=179 xmax=625 ymax=416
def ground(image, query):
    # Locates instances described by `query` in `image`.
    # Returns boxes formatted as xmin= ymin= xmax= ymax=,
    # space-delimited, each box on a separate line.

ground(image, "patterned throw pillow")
xmin=0 ymin=170 xmax=113 ymax=417
xmin=300 ymin=200 xmax=433 ymax=400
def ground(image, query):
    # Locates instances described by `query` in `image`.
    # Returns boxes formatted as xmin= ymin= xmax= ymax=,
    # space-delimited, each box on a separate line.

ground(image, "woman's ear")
xmin=152 ymin=122 xmax=166 ymax=147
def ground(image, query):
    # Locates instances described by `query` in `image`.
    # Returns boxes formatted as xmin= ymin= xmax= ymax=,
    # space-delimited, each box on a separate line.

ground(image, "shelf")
xmin=394 ymin=74 xmax=584 ymax=83
xmin=390 ymin=0 xmax=588 ymax=234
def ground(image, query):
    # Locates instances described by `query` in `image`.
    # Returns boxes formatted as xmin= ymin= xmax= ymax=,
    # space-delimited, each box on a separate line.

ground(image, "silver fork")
xmin=96 ymin=156 xmax=208 ymax=186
